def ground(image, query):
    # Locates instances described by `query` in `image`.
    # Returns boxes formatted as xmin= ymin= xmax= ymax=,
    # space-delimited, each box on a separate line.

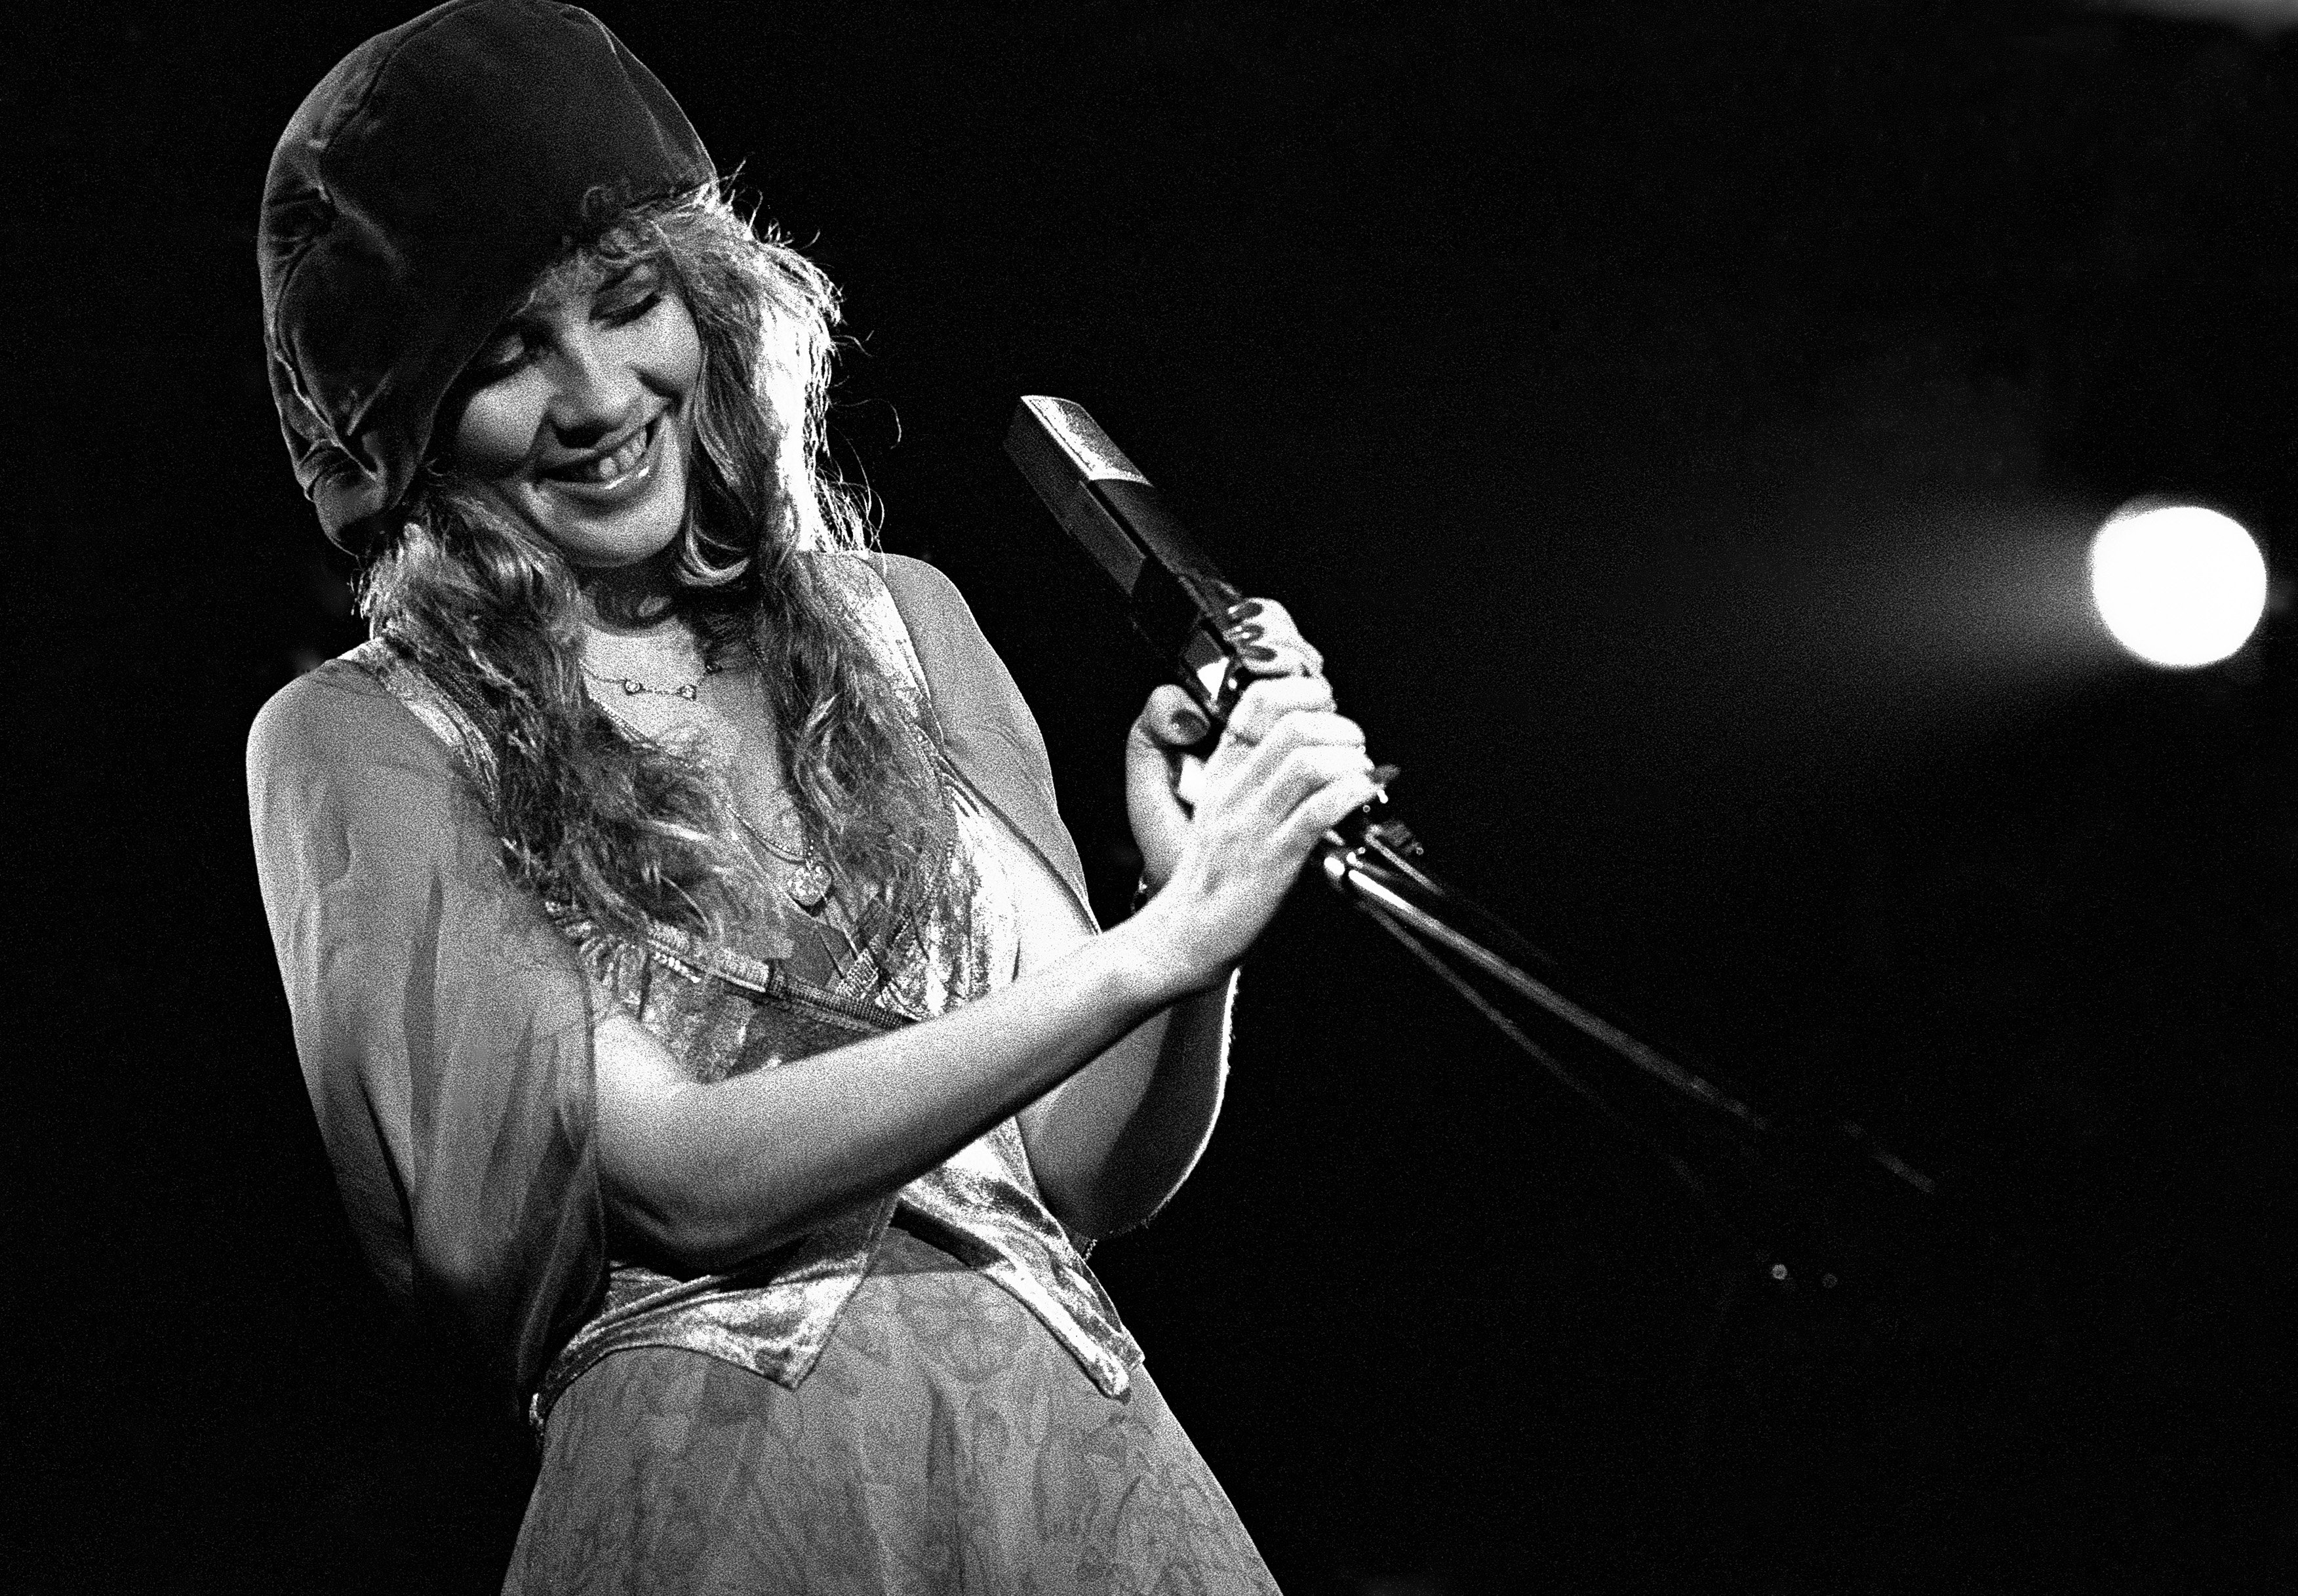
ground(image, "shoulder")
xmin=874 ymin=551 xmax=968 ymax=616
xmin=856 ymin=552 xmax=1054 ymax=770
xmin=246 ymin=649 xmax=450 ymax=788
xmin=869 ymin=552 xmax=1000 ymax=675
xmin=799 ymin=548 xmax=1007 ymax=705
xmin=809 ymin=548 xmax=980 ymax=638
xmin=246 ymin=649 xmax=495 ymax=889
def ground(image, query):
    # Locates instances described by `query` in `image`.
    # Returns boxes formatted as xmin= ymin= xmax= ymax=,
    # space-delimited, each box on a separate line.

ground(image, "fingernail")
xmin=1175 ymin=713 xmax=1209 ymax=741
xmin=1221 ymin=599 xmax=1265 ymax=624
xmin=1240 ymin=643 xmax=1279 ymax=664
xmin=1371 ymin=763 xmax=1400 ymax=790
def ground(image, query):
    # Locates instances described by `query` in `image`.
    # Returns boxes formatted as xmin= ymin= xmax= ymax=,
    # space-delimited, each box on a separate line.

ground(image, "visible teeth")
xmin=566 ymin=424 xmax=650 ymax=483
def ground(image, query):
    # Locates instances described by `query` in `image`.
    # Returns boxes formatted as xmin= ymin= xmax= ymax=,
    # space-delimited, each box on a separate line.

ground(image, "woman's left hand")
xmin=1126 ymin=598 xmax=1328 ymax=890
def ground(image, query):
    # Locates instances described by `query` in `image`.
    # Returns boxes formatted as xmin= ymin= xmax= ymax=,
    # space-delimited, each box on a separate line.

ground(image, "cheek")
xmin=446 ymin=380 xmax=542 ymax=481
xmin=643 ymin=300 xmax=705 ymax=399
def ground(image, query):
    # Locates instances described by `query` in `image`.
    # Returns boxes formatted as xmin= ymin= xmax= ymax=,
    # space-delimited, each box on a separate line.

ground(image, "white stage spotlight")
xmin=2088 ymin=504 xmax=2267 ymax=668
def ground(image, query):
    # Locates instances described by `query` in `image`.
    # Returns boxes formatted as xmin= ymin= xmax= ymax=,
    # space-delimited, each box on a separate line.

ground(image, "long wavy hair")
xmin=359 ymin=182 xmax=945 ymax=949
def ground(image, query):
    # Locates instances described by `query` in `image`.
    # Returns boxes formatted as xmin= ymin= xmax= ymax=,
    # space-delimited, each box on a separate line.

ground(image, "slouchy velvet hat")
xmin=259 ymin=0 xmax=715 ymax=551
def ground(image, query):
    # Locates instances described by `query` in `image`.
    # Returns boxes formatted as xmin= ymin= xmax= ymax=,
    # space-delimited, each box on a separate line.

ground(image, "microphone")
xmin=1004 ymin=395 xmax=1404 ymax=839
xmin=1002 ymin=396 xmax=1256 ymax=727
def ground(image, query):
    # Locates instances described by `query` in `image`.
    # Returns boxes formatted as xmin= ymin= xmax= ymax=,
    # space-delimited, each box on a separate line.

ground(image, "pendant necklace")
xmin=749 ymin=801 xmax=833 ymax=910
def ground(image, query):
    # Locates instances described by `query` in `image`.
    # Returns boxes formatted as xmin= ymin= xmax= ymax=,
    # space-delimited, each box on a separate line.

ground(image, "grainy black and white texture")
xmin=14 ymin=3 xmax=2293 ymax=1591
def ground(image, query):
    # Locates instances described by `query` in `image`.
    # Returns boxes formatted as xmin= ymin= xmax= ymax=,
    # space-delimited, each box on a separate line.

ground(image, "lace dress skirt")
xmin=500 ymin=1224 xmax=1282 ymax=1595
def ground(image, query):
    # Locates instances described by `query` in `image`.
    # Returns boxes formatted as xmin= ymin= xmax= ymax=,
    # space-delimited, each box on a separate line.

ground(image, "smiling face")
xmin=442 ymin=258 xmax=703 ymax=570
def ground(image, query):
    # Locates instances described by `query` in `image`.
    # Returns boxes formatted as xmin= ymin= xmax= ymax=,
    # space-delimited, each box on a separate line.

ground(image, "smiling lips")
xmin=546 ymin=417 xmax=659 ymax=491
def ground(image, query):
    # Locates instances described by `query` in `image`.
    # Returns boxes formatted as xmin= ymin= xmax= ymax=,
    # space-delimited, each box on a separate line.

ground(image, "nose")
xmin=544 ymin=327 xmax=643 ymax=447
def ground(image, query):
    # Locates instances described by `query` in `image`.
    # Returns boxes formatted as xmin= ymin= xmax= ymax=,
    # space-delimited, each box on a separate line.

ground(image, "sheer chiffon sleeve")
xmin=247 ymin=660 xmax=605 ymax=1395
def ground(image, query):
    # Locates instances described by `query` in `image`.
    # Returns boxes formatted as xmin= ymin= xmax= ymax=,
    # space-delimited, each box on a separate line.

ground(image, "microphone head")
xmin=1005 ymin=396 xmax=1156 ymax=592
xmin=1010 ymin=396 xmax=1153 ymax=489
xmin=1003 ymin=392 xmax=1242 ymax=673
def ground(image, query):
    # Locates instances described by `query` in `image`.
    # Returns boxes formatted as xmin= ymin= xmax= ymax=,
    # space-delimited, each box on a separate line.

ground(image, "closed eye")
xmin=601 ymin=289 xmax=664 ymax=329
xmin=465 ymin=327 xmax=539 ymax=382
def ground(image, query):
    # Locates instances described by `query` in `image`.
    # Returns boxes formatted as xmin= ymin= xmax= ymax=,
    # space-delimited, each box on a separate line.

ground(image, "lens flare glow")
xmin=2088 ymin=505 xmax=2267 ymax=668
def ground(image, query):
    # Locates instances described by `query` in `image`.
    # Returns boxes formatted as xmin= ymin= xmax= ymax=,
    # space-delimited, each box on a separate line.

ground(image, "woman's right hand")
xmin=1117 ymin=673 xmax=1379 ymax=999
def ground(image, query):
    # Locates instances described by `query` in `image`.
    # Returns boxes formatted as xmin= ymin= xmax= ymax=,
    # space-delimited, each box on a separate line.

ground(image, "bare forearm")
xmin=1021 ymin=971 xmax=1237 ymax=1238
xmin=599 ymin=923 xmax=1185 ymax=1271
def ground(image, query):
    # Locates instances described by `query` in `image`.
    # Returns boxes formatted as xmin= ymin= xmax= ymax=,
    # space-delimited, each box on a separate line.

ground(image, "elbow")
xmin=1029 ymin=1111 xmax=1213 ymax=1243
xmin=603 ymin=1130 xmax=849 ymax=1275
xmin=605 ymin=1172 xmax=807 ymax=1277
xmin=606 ymin=1186 xmax=724 ymax=1276
xmin=1056 ymin=1201 xmax=1152 ymax=1246
xmin=1035 ymin=1163 xmax=1174 ymax=1244
xmin=596 ymin=1056 xmax=809 ymax=1273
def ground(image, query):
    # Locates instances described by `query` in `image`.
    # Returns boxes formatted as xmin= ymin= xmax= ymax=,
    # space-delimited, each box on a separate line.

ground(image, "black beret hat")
xmin=258 ymin=0 xmax=715 ymax=552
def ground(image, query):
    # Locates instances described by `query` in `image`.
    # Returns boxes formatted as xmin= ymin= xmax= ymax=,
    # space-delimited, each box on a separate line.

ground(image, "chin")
xmin=555 ymin=512 xmax=688 ymax=571
xmin=517 ymin=425 xmax=694 ymax=569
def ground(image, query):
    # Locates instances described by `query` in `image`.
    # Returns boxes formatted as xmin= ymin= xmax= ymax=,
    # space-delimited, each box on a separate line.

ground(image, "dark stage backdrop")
xmin=13 ymin=2 xmax=2293 ymax=1591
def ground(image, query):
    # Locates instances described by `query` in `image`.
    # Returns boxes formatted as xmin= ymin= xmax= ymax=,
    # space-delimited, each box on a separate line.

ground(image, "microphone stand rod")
xmin=1338 ymin=869 xmax=1783 ymax=1271
xmin=1315 ymin=823 xmax=1936 ymax=1199
xmin=1320 ymin=841 xmax=1769 ymax=1133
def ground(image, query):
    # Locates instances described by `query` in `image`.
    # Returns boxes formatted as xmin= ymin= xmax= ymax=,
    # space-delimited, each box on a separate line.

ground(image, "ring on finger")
xmin=1240 ymin=646 xmax=1322 ymax=678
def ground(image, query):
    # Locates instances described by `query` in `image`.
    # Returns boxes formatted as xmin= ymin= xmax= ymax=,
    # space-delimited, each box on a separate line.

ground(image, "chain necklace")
xmin=580 ymin=659 xmax=724 ymax=702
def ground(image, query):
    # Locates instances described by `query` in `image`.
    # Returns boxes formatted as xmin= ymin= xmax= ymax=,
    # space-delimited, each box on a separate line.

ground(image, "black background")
xmin=13 ymin=1 xmax=2295 ymax=1591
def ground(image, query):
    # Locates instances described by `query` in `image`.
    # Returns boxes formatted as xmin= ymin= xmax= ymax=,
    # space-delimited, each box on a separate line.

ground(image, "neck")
xmin=576 ymin=546 xmax=683 ymax=637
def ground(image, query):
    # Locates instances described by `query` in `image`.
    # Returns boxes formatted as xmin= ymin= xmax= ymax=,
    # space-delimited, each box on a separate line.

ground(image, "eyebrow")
xmin=592 ymin=263 xmax=653 ymax=296
xmin=501 ymin=261 xmax=657 ymax=328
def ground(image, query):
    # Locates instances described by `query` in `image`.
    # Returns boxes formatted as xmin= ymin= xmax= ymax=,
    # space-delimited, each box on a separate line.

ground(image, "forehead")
xmin=507 ymin=250 xmax=652 ymax=320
